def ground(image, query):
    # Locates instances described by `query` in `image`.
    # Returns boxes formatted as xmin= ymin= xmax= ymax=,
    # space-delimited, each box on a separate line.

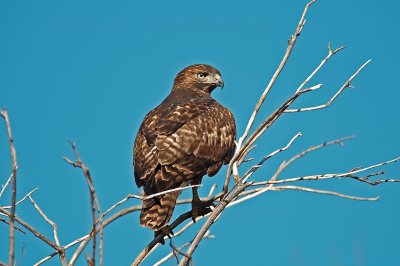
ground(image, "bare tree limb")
xmin=27 ymin=195 xmax=66 ymax=265
xmin=349 ymin=175 xmax=400 ymax=186
xmin=0 ymin=217 xmax=26 ymax=234
xmin=1 ymin=109 xmax=18 ymax=266
xmin=131 ymin=208 xmax=211 ymax=266
xmin=0 ymin=173 xmax=13 ymax=199
xmin=222 ymin=83 xmax=319 ymax=196
xmin=241 ymin=132 xmax=302 ymax=183
xmin=0 ymin=207 xmax=61 ymax=252
xmin=252 ymin=157 xmax=400 ymax=186
xmin=64 ymin=141 xmax=103 ymax=266
xmin=130 ymin=184 xmax=220 ymax=266
xmin=270 ymin=185 xmax=380 ymax=201
xmin=295 ymin=42 xmax=345 ymax=94
xmin=285 ymin=59 xmax=371 ymax=112
xmin=270 ymin=136 xmax=354 ymax=181
xmin=35 ymin=204 xmax=142 ymax=265
xmin=154 ymin=231 xmax=214 ymax=266
xmin=2 ymin=1 xmax=399 ymax=265
xmin=178 ymin=183 xmax=250 ymax=266
xmin=2 ymin=188 xmax=38 ymax=209
xmin=223 ymin=0 xmax=317 ymax=193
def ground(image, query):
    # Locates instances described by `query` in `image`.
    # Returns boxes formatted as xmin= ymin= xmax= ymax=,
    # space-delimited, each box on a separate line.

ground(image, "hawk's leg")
xmin=191 ymin=182 xmax=215 ymax=222
xmin=155 ymin=225 xmax=173 ymax=245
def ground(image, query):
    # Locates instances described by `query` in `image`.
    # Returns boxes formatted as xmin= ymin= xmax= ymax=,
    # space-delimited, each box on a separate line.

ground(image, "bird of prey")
xmin=133 ymin=64 xmax=236 ymax=234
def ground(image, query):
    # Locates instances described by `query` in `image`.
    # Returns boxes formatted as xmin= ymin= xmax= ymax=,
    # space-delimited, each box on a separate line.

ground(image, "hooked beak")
xmin=213 ymin=73 xmax=224 ymax=89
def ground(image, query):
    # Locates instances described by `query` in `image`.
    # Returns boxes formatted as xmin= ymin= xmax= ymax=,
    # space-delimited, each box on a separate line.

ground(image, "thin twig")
xmin=295 ymin=42 xmax=345 ymax=94
xmin=221 ymin=83 xmax=319 ymax=196
xmin=223 ymin=0 xmax=317 ymax=193
xmin=0 ymin=173 xmax=13 ymax=199
xmin=0 ymin=217 xmax=26 ymax=234
xmin=3 ymin=188 xmax=38 ymax=209
xmin=271 ymin=185 xmax=380 ymax=201
xmin=131 ymin=208 xmax=211 ymax=266
xmin=0 ymin=207 xmax=61 ymax=251
xmin=27 ymin=195 xmax=66 ymax=265
xmin=64 ymin=141 xmax=103 ymax=266
xmin=252 ymin=157 xmax=400 ymax=186
xmin=271 ymin=136 xmax=354 ymax=180
xmin=101 ymin=185 xmax=201 ymax=219
xmin=1 ymin=109 xmax=18 ymax=266
xmin=285 ymin=60 xmax=371 ymax=112
xmin=178 ymin=183 xmax=250 ymax=266
xmin=349 ymin=176 xmax=400 ymax=186
xmin=154 ymin=231 xmax=214 ymax=266
xmin=241 ymin=132 xmax=302 ymax=183
xmin=35 ymin=205 xmax=142 ymax=265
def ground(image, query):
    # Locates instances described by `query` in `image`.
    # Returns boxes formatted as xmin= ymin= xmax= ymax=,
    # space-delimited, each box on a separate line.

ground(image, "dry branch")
xmin=295 ymin=42 xmax=345 ymax=94
xmin=0 ymin=217 xmax=26 ymax=234
xmin=0 ymin=174 xmax=13 ymax=199
xmin=241 ymin=132 xmax=302 ymax=183
xmin=285 ymin=59 xmax=371 ymax=113
xmin=1 ymin=109 xmax=18 ymax=266
xmin=154 ymin=231 xmax=214 ymax=266
xmin=223 ymin=0 xmax=317 ymax=193
xmin=2 ymin=1 xmax=399 ymax=265
xmin=131 ymin=208 xmax=212 ymax=266
xmin=252 ymin=157 xmax=400 ymax=186
xmin=2 ymin=188 xmax=38 ymax=209
xmin=178 ymin=183 xmax=250 ymax=266
xmin=0 ymin=207 xmax=61 ymax=252
xmin=64 ymin=141 xmax=103 ymax=266
xmin=270 ymin=186 xmax=379 ymax=201
xmin=27 ymin=195 xmax=66 ymax=265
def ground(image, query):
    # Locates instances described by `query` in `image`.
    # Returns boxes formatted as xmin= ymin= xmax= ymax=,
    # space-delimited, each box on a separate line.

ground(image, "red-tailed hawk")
xmin=133 ymin=64 xmax=236 ymax=233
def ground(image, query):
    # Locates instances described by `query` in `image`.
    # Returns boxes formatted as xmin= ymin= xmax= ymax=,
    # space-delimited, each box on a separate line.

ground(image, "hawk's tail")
xmin=140 ymin=190 xmax=180 ymax=231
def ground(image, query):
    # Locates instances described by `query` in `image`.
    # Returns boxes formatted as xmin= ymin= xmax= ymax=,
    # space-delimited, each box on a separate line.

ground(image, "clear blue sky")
xmin=1 ymin=0 xmax=399 ymax=265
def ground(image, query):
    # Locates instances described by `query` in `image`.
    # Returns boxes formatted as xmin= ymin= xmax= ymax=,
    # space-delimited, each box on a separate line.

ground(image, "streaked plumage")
xmin=133 ymin=64 xmax=236 ymax=231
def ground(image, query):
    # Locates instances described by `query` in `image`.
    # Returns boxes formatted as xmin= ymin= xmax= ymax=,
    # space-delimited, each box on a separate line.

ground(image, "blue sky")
xmin=1 ymin=0 xmax=399 ymax=265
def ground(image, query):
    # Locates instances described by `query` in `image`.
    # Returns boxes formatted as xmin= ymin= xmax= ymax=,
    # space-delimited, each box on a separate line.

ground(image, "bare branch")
xmin=1 ymin=109 xmax=18 ymax=266
xmin=64 ymin=141 xmax=103 ymax=266
xmin=27 ymin=195 xmax=66 ymax=265
xmin=36 ymin=205 xmax=142 ymax=265
xmin=222 ymin=84 xmax=319 ymax=194
xmin=270 ymin=185 xmax=380 ymax=201
xmin=0 ymin=173 xmax=13 ymax=199
xmin=137 ymin=185 xmax=201 ymax=201
xmin=295 ymin=42 xmax=345 ymax=94
xmin=0 ymin=217 xmax=26 ymax=234
xmin=3 ymin=1 xmax=396 ymax=266
xmin=100 ymin=185 xmax=201 ymax=226
xmin=0 ymin=207 xmax=61 ymax=252
xmin=241 ymin=132 xmax=302 ymax=183
xmin=271 ymin=136 xmax=354 ymax=180
xmin=285 ymin=59 xmax=371 ymax=112
xmin=349 ymin=176 xmax=400 ymax=186
xmin=207 ymin=184 xmax=217 ymax=199
xmin=131 ymin=208 xmax=212 ymax=266
xmin=252 ymin=157 xmax=400 ymax=186
xmin=2 ymin=188 xmax=38 ymax=209
xmin=222 ymin=0 xmax=317 ymax=193
xmin=240 ymin=0 xmax=316 ymax=142
xmin=178 ymin=183 xmax=250 ymax=266
xmin=154 ymin=231 xmax=214 ymax=266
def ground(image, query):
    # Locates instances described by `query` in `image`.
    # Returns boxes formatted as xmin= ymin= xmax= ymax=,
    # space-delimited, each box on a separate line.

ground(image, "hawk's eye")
xmin=197 ymin=73 xmax=208 ymax=79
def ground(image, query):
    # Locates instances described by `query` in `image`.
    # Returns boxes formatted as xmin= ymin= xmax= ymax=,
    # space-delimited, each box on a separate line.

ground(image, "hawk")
xmin=133 ymin=64 xmax=236 ymax=233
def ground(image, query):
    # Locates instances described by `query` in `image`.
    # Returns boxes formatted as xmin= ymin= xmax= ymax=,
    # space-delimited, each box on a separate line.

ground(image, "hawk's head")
xmin=172 ymin=64 xmax=224 ymax=93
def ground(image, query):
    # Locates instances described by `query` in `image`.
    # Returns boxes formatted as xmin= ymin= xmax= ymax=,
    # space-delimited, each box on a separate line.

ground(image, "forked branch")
xmin=64 ymin=142 xmax=103 ymax=266
xmin=1 ymin=109 xmax=18 ymax=266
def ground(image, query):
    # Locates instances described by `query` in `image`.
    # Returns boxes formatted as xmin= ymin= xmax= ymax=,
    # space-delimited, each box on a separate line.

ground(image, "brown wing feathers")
xmin=133 ymin=64 xmax=236 ymax=230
